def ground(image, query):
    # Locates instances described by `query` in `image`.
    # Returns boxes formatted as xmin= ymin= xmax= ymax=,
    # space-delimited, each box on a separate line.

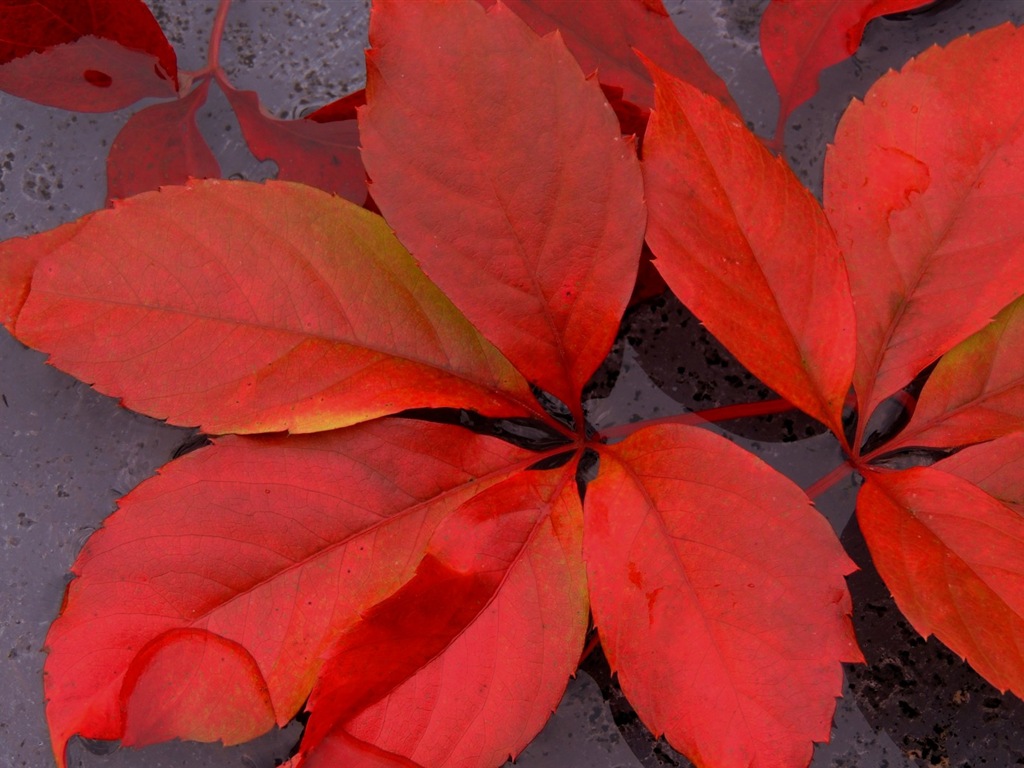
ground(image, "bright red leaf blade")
xmin=585 ymin=425 xmax=861 ymax=768
xmin=642 ymin=59 xmax=856 ymax=436
xmin=480 ymin=0 xmax=738 ymax=117
xmin=359 ymin=0 xmax=645 ymax=416
xmin=223 ymin=84 xmax=368 ymax=205
xmin=887 ymin=295 xmax=1024 ymax=451
xmin=43 ymin=419 xmax=537 ymax=768
xmin=936 ymin=432 xmax=1024 ymax=514
xmin=293 ymin=464 xmax=588 ymax=768
xmin=0 ymin=0 xmax=177 ymax=111
xmin=760 ymin=0 xmax=934 ymax=149
xmin=106 ymin=80 xmax=220 ymax=203
xmin=858 ymin=467 xmax=1024 ymax=697
xmin=825 ymin=24 xmax=1024 ymax=437
xmin=0 ymin=179 xmax=544 ymax=434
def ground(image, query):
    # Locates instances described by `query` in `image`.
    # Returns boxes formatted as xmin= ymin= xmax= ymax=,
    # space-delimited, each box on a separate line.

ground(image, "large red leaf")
xmin=825 ymin=24 xmax=1024 ymax=436
xmin=480 ymin=0 xmax=738 ymax=117
xmin=359 ymin=0 xmax=645 ymax=416
xmin=43 ymin=419 xmax=536 ymax=768
xmin=0 ymin=0 xmax=177 ymax=111
xmin=292 ymin=464 xmax=588 ymax=768
xmin=760 ymin=0 xmax=933 ymax=149
xmin=0 ymin=179 xmax=543 ymax=433
xmin=858 ymin=466 xmax=1024 ymax=697
xmin=585 ymin=425 xmax=861 ymax=768
xmin=642 ymin=59 xmax=855 ymax=436
xmin=886 ymin=295 xmax=1024 ymax=451
xmin=223 ymin=84 xmax=368 ymax=205
xmin=106 ymin=80 xmax=220 ymax=203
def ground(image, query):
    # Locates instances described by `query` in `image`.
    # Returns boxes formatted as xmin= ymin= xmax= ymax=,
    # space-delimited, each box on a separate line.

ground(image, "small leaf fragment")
xmin=585 ymin=425 xmax=861 ymax=768
xmin=761 ymin=0 xmax=935 ymax=148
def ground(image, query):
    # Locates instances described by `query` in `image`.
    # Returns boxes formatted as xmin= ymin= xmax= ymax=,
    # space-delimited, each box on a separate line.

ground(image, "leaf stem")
xmin=207 ymin=0 xmax=233 ymax=73
xmin=595 ymin=397 xmax=795 ymax=441
xmin=804 ymin=460 xmax=856 ymax=501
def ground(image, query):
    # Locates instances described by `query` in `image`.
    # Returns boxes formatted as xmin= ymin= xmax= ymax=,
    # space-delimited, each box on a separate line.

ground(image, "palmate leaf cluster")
xmin=2 ymin=2 xmax=1024 ymax=767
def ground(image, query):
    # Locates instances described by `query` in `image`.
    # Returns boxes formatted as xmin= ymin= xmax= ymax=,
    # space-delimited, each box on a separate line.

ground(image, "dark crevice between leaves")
xmin=397 ymin=407 xmax=574 ymax=452
xmin=859 ymin=360 xmax=937 ymax=456
xmin=883 ymin=0 xmax=963 ymax=21
xmin=172 ymin=431 xmax=212 ymax=459
xmin=529 ymin=383 xmax=579 ymax=435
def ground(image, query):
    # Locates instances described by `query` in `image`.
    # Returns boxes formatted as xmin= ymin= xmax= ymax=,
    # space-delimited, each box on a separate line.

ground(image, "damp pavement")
xmin=2 ymin=1 xmax=1024 ymax=767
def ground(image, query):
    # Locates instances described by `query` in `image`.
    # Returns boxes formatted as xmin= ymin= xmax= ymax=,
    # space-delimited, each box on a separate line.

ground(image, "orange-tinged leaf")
xmin=293 ymin=465 xmax=588 ymax=768
xmin=224 ymin=84 xmax=368 ymax=205
xmin=0 ymin=0 xmax=177 ymax=110
xmin=760 ymin=0 xmax=933 ymax=148
xmin=360 ymin=0 xmax=645 ymax=414
xmin=1 ymin=179 xmax=542 ymax=433
xmin=481 ymin=0 xmax=738 ymax=116
xmin=585 ymin=425 xmax=861 ymax=768
xmin=106 ymin=80 xmax=220 ymax=203
xmin=642 ymin=60 xmax=855 ymax=435
xmin=887 ymin=295 xmax=1024 ymax=451
xmin=825 ymin=24 xmax=1024 ymax=433
xmin=858 ymin=467 xmax=1024 ymax=697
xmin=43 ymin=419 xmax=536 ymax=768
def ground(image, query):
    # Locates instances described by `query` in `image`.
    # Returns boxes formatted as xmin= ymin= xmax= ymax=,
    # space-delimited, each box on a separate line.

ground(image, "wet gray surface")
xmin=3 ymin=1 xmax=1024 ymax=767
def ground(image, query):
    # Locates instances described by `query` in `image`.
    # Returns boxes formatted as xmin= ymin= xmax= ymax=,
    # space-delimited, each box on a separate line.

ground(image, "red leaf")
xmin=584 ymin=425 xmax=861 ymax=768
xmin=858 ymin=466 xmax=1024 ymax=697
xmin=106 ymin=80 xmax=220 ymax=203
xmin=936 ymin=432 xmax=1024 ymax=513
xmin=480 ymin=0 xmax=738 ymax=117
xmin=886 ymin=295 xmax=1024 ymax=451
xmin=293 ymin=465 xmax=588 ymax=768
xmin=825 ymin=24 xmax=1024 ymax=434
xmin=760 ymin=0 xmax=933 ymax=148
xmin=223 ymin=84 xmax=368 ymax=205
xmin=43 ymin=419 xmax=536 ymax=768
xmin=0 ymin=0 xmax=177 ymax=111
xmin=0 ymin=179 xmax=543 ymax=433
xmin=642 ymin=59 xmax=855 ymax=435
xmin=359 ymin=0 xmax=645 ymax=415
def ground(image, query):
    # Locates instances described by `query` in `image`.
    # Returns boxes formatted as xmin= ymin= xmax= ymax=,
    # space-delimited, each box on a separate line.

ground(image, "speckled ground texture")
xmin=3 ymin=1 xmax=1024 ymax=767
